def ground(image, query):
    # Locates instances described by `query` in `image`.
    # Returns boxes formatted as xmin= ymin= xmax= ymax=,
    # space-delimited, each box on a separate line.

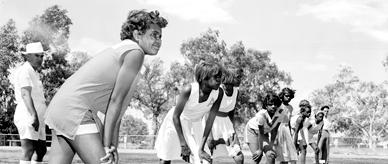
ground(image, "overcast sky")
xmin=1 ymin=0 xmax=387 ymax=110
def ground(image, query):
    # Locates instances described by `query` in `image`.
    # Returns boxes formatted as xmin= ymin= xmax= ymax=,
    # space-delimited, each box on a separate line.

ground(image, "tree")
xmin=179 ymin=29 xmax=292 ymax=131
xmin=66 ymin=51 xmax=90 ymax=72
xmin=310 ymin=65 xmax=388 ymax=148
xmin=119 ymin=114 xmax=149 ymax=145
xmin=180 ymin=29 xmax=227 ymax=67
xmin=120 ymin=114 xmax=148 ymax=136
xmin=132 ymin=58 xmax=176 ymax=146
xmin=21 ymin=5 xmax=73 ymax=103
xmin=0 ymin=19 xmax=21 ymax=145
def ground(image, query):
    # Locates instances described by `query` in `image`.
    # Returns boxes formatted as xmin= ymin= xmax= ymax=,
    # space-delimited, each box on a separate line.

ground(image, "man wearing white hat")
xmin=11 ymin=42 xmax=47 ymax=164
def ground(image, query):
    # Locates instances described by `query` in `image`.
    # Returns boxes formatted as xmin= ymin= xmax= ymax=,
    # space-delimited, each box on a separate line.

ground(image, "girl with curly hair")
xmin=206 ymin=67 xmax=244 ymax=164
xmin=45 ymin=10 xmax=168 ymax=164
xmin=155 ymin=61 xmax=223 ymax=164
xmin=276 ymin=88 xmax=298 ymax=163
xmin=244 ymin=92 xmax=284 ymax=164
xmin=291 ymin=100 xmax=312 ymax=164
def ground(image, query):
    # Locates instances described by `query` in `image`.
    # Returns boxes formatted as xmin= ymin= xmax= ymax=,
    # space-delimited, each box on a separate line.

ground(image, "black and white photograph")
xmin=0 ymin=0 xmax=387 ymax=163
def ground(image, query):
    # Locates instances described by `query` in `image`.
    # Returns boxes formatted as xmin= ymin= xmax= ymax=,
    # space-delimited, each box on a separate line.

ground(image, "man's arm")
xmin=21 ymin=86 xmax=39 ymax=131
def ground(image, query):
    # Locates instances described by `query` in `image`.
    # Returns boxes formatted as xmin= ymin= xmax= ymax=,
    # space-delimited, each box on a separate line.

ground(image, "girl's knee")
xmin=233 ymin=152 xmax=244 ymax=164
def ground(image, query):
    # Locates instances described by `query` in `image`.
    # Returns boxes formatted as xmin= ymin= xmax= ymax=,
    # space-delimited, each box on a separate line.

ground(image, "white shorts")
xmin=15 ymin=122 xmax=46 ymax=141
xmin=55 ymin=111 xmax=104 ymax=137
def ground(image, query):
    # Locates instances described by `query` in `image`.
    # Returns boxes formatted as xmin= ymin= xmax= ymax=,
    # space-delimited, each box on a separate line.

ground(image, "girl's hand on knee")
xmin=252 ymin=149 xmax=263 ymax=162
xmin=100 ymin=146 xmax=117 ymax=164
xmin=180 ymin=144 xmax=192 ymax=163
xmin=199 ymin=149 xmax=212 ymax=163
xmin=265 ymin=150 xmax=277 ymax=159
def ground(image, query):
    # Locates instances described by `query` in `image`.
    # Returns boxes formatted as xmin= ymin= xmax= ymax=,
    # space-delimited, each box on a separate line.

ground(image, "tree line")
xmin=0 ymin=5 xmax=387 ymax=148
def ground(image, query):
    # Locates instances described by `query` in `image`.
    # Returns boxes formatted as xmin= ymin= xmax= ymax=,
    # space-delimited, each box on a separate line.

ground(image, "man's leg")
xmin=20 ymin=139 xmax=35 ymax=163
xmin=32 ymin=140 xmax=47 ymax=163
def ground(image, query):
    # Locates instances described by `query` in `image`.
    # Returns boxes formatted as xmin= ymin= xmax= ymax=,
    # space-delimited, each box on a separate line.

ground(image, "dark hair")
xmin=221 ymin=69 xmax=233 ymax=84
xmin=262 ymin=92 xmax=282 ymax=109
xmin=120 ymin=10 xmax=168 ymax=41
xmin=279 ymin=87 xmax=295 ymax=100
xmin=222 ymin=66 xmax=243 ymax=86
xmin=299 ymin=99 xmax=312 ymax=113
xmin=320 ymin=105 xmax=330 ymax=111
xmin=194 ymin=61 xmax=222 ymax=84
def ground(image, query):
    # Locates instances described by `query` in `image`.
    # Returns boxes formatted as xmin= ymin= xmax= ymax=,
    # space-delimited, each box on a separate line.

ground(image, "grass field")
xmin=0 ymin=147 xmax=387 ymax=164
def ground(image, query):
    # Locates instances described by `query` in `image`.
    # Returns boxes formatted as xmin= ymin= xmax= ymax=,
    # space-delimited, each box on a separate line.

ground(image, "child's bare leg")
xmin=68 ymin=133 xmax=106 ymax=164
xmin=232 ymin=151 xmax=244 ymax=164
xmin=298 ymin=144 xmax=307 ymax=164
xmin=247 ymin=143 xmax=262 ymax=164
xmin=326 ymin=134 xmax=330 ymax=164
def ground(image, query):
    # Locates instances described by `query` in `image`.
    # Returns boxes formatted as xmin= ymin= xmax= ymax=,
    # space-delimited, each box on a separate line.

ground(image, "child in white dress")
xmin=155 ymin=61 xmax=223 ymax=164
xmin=290 ymin=100 xmax=312 ymax=164
xmin=307 ymin=111 xmax=324 ymax=164
xmin=206 ymin=68 xmax=244 ymax=164
xmin=277 ymin=88 xmax=298 ymax=164
xmin=318 ymin=106 xmax=331 ymax=164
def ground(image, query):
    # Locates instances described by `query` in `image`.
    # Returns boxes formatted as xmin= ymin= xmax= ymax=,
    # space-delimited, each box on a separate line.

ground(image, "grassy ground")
xmin=0 ymin=147 xmax=387 ymax=164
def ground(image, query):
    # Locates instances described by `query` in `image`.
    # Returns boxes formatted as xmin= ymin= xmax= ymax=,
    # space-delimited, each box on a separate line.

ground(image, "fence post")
xmin=124 ymin=135 xmax=127 ymax=149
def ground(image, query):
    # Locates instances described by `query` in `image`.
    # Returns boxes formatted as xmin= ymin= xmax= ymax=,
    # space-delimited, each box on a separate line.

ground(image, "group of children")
xmin=12 ymin=9 xmax=331 ymax=164
xmin=154 ymin=61 xmax=331 ymax=164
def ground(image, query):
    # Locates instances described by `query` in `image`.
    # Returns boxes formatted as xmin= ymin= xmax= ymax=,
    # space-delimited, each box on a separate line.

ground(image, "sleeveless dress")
xmin=308 ymin=120 xmax=324 ymax=144
xmin=45 ymin=39 xmax=143 ymax=140
xmin=155 ymin=83 xmax=219 ymax=164
xmin=210 ymin=87 xmax=240 ymax=157
xmin=276 ymin=104 xmax=298 ymax=162
xmin=290 ymin=114 xmax=310 ymax=145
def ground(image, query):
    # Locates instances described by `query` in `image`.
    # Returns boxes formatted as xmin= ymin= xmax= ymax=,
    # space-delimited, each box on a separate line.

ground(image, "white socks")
xmin=19 ymin=160 xmax=30 ymax=164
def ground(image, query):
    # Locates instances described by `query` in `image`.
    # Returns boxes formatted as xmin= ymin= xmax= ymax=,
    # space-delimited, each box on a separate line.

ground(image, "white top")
xmin=12 ymin=62 xmax=46 ymax=122
xmin=308 ymin=120 xmax=324 ymax=144
xmin=246 ymin=108 xmax=283 ymax=133
xmin=180 ymin=82 xmax=220 ymax=121
xmin=218 ymin=87 xmax=238 ymax=113
xmin=290 ymin=114 xmax=309 ymax=143
xmin=280 ymin=104 xmax=293 ymax=123
xmin=322 ymin=117 xmax=331 ymax=130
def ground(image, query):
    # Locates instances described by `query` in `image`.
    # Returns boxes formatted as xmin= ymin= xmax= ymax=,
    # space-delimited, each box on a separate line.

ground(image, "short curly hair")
xmin=120 ymin=10 xmax=168 ymax=41
xmin=320 ymin=105 xmax=330 ymax=111
xmin=279 ymin=87 xmax=295 ymax=100
xmin=262 ymin=92 xmax=282 ymax=109
xmin=194 ymin=61 xmax=223 ymax=84
xmin=221 ymin=66 xmax=243 ymax=86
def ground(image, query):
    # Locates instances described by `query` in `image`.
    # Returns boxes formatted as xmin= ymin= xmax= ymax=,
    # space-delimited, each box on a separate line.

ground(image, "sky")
xmin=1 ymin=0 xmax=387 ymax=117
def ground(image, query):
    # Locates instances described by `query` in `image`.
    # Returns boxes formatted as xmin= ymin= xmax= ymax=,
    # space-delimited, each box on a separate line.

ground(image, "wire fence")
xmin=1 ymin=134 xmax=387 ymax=150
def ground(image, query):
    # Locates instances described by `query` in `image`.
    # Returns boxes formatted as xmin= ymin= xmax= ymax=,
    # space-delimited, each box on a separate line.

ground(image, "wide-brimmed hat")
xmin=22 ymin=42 xmax=45 ymax=54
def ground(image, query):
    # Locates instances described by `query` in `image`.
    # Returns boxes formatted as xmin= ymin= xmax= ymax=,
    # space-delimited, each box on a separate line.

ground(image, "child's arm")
xmin=307 ymin=123 xmax=319 ymax=154
xmin=293 ymin=116 xmax=303 ymax=149
xmin=172 ymin=85 xmax=192 ymax=162
xmin=227 ymin=90 xmax=239 ymax=122
xmin=199 ymin=88 xmax=224 ymax=162
xmin=103 ymin=49 xmax=144 ymax=148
